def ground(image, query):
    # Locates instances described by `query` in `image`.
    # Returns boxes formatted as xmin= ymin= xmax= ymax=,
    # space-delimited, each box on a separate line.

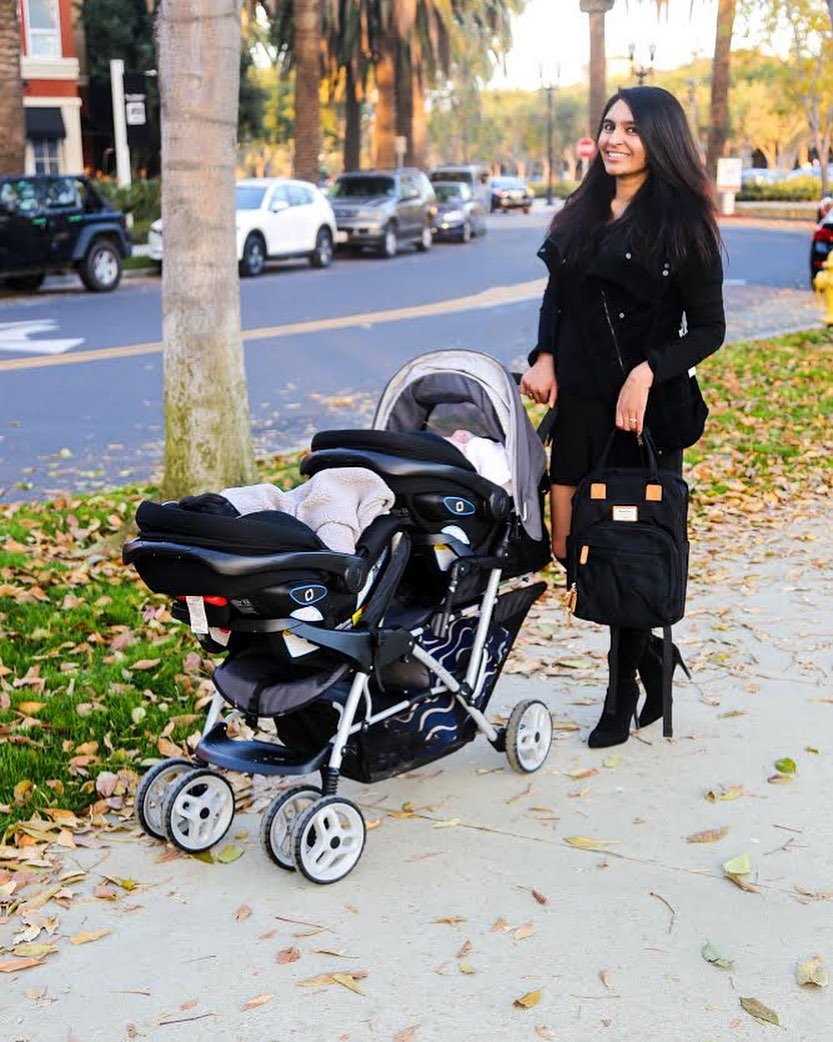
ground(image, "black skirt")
xmin=549 ymin=394 xmax=682 ymax=486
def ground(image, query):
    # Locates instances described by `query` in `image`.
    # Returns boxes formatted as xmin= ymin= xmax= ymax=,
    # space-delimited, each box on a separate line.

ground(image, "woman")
xmin=520 ymin=86 xmax=725 ymax=748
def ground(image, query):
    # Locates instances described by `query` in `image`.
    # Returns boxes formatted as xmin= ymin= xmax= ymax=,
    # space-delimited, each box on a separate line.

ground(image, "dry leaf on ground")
xmin=739 ymin=997 xmax=779 ymax=1025
xmin=513 ymin=989 xmax=542 ymax=1009
xmin=796 ymin=955 xmax=829 ymax=988
xmin=241 ymin=994 xmax=273 ymax=1011
xmin=686 ymin=826 xmax=729 ymax=844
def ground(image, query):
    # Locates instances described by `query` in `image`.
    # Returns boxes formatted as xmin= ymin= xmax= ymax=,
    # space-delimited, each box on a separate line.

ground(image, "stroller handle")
xmin=511 ymin=370 xmax=556 ymax=446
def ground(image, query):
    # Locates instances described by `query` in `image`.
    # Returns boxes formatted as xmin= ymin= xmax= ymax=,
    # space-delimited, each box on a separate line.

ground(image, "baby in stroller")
xmin=124 ymin=350 xmax=553 ymax=883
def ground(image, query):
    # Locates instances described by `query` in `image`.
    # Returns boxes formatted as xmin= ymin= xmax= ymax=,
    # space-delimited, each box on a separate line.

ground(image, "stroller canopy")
xmin=373 ymin=350 xmax=548 ymax=541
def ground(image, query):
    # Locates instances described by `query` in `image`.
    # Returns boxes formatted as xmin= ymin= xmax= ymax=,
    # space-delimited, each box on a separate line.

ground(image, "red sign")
xmin=576 ymin=137 xmax=596 ymax=160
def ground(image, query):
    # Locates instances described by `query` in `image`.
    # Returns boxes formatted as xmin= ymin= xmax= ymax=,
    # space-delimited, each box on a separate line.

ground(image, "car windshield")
xmin=331 ymin=176 xmax=396 ymax=199
xmin=493 ymin=178 xmax=524 ymax=188
xmin=434 ymin=184 xmax=466 ymax=203
xmin=235 ymin=186 xmax=267 ymax=210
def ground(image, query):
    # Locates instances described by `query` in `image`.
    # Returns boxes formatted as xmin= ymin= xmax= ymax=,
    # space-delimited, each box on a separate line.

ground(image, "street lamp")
xmin=628 ymin=42 xmax=656 ymax=85
xmin=540 ymin=64 xmax=560 ymax=207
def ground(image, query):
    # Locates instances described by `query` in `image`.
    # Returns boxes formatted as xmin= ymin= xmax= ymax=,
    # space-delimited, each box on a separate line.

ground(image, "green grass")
xmin=1 ymin=330 xmax=831 ymax=835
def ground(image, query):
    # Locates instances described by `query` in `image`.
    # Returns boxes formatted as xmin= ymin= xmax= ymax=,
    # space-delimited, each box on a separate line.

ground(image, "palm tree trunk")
xmin=293 ymin=0 xmax=321 ymax=183
xmin=372 ymin=23 xmax=397 ymax=169
xmin=158 ymin=0 xmax=254 ymax=498
xmin=396 ymin=41 xmax=414 ymax=166
xmin=344 ymin=65 xmax=361 ymax=171
xmin=0 ymin=0 xmax=26 ymax=175
xmin=580 ymin=0 xmax=615 ymax=136
xmin=706 ymin=0 xmax=736 ymax=182
xmin=411 ymin=66 xmax=427 ymax=170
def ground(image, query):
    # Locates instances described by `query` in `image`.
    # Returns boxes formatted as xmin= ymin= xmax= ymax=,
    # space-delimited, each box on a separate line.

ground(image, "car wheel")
xmin=416 ymin=223 xmax=433 ymax=252
xmin=79 ymin=240 xmax=122 ymax=292
xmin=309 ymin=226 xmax=334 ymax=269
xmin=378 ymin=222 xmax=397 ymax=259
xmin=459 ymin=221 xmax=472 ymax=244
xmin=5 ymin=272 xmax=46 ymax=293
xmin=239 ymin=233 xmax=266 ymax=277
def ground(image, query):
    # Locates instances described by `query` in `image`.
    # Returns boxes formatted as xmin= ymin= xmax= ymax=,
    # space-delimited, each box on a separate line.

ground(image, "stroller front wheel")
xmin=292 ymin=796 xmax=366 ymax=885
xmin=260 ymin=785 xmax=323 ymax=871
xmin=135 ymin=757 xmax=194 ymax=840
xmin=506 ymin=699 xmax=553 ymax=773
xmin=162 ymin=768 xmax=236 ymax=853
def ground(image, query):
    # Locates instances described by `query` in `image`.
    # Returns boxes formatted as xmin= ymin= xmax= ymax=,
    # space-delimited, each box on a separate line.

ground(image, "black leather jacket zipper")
xmin=601 ymin=288 xmax=626 ymax=375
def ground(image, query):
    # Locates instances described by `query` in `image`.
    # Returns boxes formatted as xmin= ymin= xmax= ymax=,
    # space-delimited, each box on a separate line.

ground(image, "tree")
xmin=580 ymin=0 xmax=615 ymax=135
xmin=157 ymin=0 xmax=255 ymax=498
xmin=293 ymin=0 xmax=322 ymax=182
xmin=0 ymin=0 xmax=26 ymax=175
xmin=705 ymin=0 xmax=736 ymax=181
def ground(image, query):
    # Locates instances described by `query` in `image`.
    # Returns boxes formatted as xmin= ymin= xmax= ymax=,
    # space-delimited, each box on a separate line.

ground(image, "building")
xmin=19 ymin=0 xmax=84 ymax=174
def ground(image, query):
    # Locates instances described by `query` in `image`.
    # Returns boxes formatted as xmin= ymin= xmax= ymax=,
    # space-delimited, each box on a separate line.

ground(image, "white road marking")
xmin=0 ymin=320 xmax=84 ymax=355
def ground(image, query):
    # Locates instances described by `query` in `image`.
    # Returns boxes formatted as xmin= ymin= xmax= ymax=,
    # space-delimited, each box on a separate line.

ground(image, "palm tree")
xmin=0 ymin=0 xmax=26 ymax=175
xmin=705 ymin=0 xmax=736 ymax=181
xmin=293 ymin=0 xmax=322 ymax=183
xmin=580 ymin=0 xmax=615 ymax=135
xmin=157 ymin=0 xmax=254 ymax=497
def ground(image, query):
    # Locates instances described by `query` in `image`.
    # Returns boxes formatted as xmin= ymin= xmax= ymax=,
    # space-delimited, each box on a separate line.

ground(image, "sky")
xmin=493 ymin=0 xmax=744 ymax=91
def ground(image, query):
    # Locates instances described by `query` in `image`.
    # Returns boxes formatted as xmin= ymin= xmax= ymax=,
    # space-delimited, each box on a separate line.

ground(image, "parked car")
xmin=741 ymin=167 xmax=785 ymax=187
xmin=0 ymin=174 xmax=131 ymax=293
xmin=147 ymin=177 xmax=337 ymax=276
xmin=489 ymin=176 xmax=534 ymax=214
xmin=329 ymin=169 xmax=435 ymax=258
xmin=428 ymin=164 xmax=490 ymax=191
xmin=430 ymin=181 xmax=487 ymax=242
xmin=810 ymin=211 xmax=833 ymax=287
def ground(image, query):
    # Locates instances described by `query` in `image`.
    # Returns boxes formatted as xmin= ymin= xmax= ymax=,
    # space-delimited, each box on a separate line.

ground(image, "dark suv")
xmin=0 ymin=174 xmax=132 ymax=293
xmin=329 ymin=169 xmax=436 ymax=258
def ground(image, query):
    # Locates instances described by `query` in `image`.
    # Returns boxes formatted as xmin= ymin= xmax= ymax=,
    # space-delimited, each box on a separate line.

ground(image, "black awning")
xmin=25 ymin=107 xmax=66 ymax=140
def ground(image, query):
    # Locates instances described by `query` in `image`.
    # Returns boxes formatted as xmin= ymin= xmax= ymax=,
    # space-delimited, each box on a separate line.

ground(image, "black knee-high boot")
xmin=588 ymin=627 xmax=649 ymax=748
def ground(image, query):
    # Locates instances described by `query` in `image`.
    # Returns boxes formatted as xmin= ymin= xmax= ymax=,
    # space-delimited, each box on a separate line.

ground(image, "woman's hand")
xmin=520 ymin=354 xmax=558 ymax=408
xmin=615 ymin=361 xmax=654 ymax=435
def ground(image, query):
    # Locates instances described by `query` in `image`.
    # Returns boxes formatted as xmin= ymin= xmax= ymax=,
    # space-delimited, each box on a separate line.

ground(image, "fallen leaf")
xmin=432 ymin=818 xmax=460 ymax=829
xmin=565 ymin=768 xmax=598 ymax=780
xmin=130 ymin=658 xmax=160 ymax=671
xmin=457 ymin=939 xmax=472 ymax=958
xmin=701 ymin=940 xmax=734 ymax=969
xmin=768 ymin=773 xmax=792 ymax=784
xmin=491 ymin=917 xmax=509 ymax=932
xmin=234 ymin=904 xmax=252 ymax=921
xmin=458 ymin=962 xmax=476 ymax=974
xmin=393 ymin=1028 xmax=418 ymax=1042
xmin=277 ymin=947 xmax=301 ymax=965
xmin=431 ymin=916 xmax=465 ymax=925
xmin=564 ymin=835 xmax=619 ymax=851
xmin=686 ymin=826 xmax=729 ymax=844
xmin=602 ymin=754 xmax=621 ymax=769
xmin=70 ymin=929 xmax=111 ymax=946
xmin=215 ymin=844 xmax=244 ymax=864
xmin=332 ymin=972 xmax=364 ymax=995
xmin=241 ymin=994 xmax=273 ymax=1011
xmin=739 ymin=997 xmax=779 ymax=1025
xmin=180 ymin=998 xmax=198 ymax=1011
xmin=704 ymin=784 xmax=744 ymax=803
xmin=513 ymin=922 xmax=535 ymax=943
xmin=513 ymin=989 xmax=542 ymax=1009
xmin=774 ymin=757 xmax=797 ymax=774
xmin=796 ymin=955 xmax=829 ymax=988
xmin=531 ymin=889 xmax=549 ymax=905
xmin=722 ymin=853 xmax=752 ymax=877
xmin=0 ymin=957 xmax=44 ymax=972
xmin=534 ymin=1028 xmax=554 ymax=1040
xmin=599 ymin=969 xmax=612 ymax=990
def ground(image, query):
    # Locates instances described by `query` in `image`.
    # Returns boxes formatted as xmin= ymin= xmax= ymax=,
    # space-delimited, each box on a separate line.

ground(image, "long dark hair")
xmin=550 ymin=86 xmax=721 ymax=266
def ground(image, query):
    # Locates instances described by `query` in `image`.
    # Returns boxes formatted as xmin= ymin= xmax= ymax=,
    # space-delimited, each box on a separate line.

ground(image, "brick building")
xmin=19 ymin=0 xmax=84 ymax=174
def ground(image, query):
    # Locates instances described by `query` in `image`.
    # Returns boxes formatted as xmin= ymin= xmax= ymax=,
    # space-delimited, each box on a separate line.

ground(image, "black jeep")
xmin=0 ymin=174 xmax=132 ymax=293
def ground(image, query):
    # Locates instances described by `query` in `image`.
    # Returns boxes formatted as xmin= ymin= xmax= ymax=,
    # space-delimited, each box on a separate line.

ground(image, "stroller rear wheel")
xmin=506 ymin=699 xmax=553 ymax=773
xmin=135 ymin=757 xmax=194 ymax=840
xmin=292 ymin=796 xmax=366 ymax=884
xmin=162 ymin=768 xmax=236 ymax=853
xmin=260 ymin=785 xmax=323 ymax=870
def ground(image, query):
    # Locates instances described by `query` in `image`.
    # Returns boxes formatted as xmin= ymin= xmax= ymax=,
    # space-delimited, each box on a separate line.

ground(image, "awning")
xmin=25 ymin=107 xmax=66 ymax=140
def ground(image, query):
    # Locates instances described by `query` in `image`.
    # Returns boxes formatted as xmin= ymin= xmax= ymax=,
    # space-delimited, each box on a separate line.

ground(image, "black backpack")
xmin=565 ymin=430 xmax=690 ymax=737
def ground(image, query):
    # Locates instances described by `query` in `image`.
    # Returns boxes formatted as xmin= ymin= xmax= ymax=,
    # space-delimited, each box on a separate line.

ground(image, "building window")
xmin=25 ymin=0 xmax=62 ymax=58
xmin=32 ymin=139 xmax=61 ymax=174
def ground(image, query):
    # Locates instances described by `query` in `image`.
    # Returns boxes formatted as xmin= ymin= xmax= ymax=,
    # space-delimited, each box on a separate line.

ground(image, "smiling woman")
xmin=520 ymin=84 xmax=725 ymax=749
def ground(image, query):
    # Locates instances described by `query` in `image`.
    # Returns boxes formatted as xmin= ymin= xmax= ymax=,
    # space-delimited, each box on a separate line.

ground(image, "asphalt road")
xmin=0 ymin=208 xmax=819 ymax=502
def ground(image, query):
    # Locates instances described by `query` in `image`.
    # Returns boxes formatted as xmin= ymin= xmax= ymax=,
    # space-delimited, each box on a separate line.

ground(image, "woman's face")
xmin=598 ymin=99 xmax=648 ymax=183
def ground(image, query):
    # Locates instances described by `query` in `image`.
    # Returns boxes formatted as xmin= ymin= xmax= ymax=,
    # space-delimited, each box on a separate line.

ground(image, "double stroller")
xmin=124 ymin=350 xmax=553 ymax=883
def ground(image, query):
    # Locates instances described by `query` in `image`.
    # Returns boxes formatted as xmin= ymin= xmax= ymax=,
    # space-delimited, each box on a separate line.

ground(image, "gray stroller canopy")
xmin=373 ymin=349 xmax=548 ymax=541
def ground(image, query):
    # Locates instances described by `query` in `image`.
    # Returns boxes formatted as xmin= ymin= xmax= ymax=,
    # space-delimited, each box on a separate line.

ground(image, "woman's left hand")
xmin=615 ymin=361 xmax=654 ymax=435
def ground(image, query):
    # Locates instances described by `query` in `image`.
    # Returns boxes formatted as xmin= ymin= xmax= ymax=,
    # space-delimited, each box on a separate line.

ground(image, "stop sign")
xmin=576 ymin=137 xmax=596 ymax=160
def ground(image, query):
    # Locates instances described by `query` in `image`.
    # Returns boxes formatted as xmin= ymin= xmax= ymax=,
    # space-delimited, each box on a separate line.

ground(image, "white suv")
xmin=147 ymin=177 xmax=337 ymax=277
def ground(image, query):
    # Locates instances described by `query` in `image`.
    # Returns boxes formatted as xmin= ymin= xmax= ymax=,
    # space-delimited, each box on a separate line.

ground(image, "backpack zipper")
xmin=600 ymin=289 xmax=626 ymax=375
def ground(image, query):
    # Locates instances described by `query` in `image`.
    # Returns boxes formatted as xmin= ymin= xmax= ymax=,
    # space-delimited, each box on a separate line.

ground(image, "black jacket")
xmin=528 ymin=231 xmax=725 ymax=443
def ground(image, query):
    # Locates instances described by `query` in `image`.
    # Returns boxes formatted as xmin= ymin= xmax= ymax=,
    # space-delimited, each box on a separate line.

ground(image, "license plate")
xmin=335 ymin=230 xmax=348 ymax=244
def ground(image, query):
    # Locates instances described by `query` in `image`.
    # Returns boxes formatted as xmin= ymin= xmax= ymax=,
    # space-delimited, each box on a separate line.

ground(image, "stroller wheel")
xmin=135 ymin=757 xmax=194 ymax=840
xmin=506 ymin=699 xmax=553 ymax=774
xmin=162 ymin=768 xmax=236 ymax=853
xmin=260 ymin=785 xmax=323 ymax=871
xmin=292 ymin=796 xmax=366 ymax=885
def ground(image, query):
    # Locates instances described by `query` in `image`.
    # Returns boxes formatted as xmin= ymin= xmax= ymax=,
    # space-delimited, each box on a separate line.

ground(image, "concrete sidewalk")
xmin=2 ymin=509 xmax=832 ymax=1042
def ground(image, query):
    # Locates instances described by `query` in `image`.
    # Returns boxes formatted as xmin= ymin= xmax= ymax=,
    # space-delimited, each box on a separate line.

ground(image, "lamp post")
xmin=540 ymin=64 xmax=560 ymax=207
xmin=628 ymin=42 xmax=656 ymax=85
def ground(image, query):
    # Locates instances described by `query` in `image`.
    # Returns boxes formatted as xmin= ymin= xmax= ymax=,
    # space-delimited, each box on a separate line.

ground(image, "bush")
xmin=95 ymin=177 xmax=161 ymax=244
xmin=738 ymin=178 xmax=824 ymax=202
xmin=531 ymin=181 xmax=578 ymax=200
